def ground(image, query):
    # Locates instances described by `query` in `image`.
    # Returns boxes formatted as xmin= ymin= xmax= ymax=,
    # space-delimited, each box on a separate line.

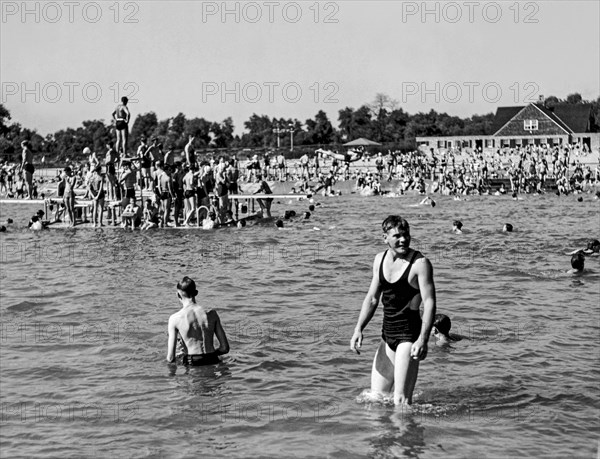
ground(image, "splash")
xmin=356 ymin=389 xmax=394 ymax=405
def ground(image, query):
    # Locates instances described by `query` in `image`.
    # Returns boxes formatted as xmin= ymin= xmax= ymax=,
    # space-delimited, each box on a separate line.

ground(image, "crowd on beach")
xmin=2 ymin=114 xmax=599 ymax=229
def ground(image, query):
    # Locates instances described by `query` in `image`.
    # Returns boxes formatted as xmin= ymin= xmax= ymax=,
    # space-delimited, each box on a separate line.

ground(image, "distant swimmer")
xmin=452 ymin=220 xmax=463 ymax=234
xmin=503 ymin=223 xmax=513 ymax=232
xmin=112 ymin=96 xmax=130 ymax=156
xmin=28 ymin=210 xmax=46 ymax=230
xmin=584 ymin=239 xmax=600 ymax=256
xmin=418 ymin=196 xmax=436 ymax=207
xmin=350 ymin=215 xmax=436 ymax=406
xmin=166 ymin=276 xmax=229 ymax=366
xmin=567 ymin=252 xmax=585 ymax=275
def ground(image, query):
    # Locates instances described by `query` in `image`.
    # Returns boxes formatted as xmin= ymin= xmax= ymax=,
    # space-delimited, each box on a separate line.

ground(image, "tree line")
xmin=1 ymin=92 xmax=597 ymax=163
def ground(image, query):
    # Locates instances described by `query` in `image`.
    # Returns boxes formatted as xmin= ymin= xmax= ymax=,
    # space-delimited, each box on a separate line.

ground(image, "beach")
xmin=1 ymin=192 xmax=598 ymax=458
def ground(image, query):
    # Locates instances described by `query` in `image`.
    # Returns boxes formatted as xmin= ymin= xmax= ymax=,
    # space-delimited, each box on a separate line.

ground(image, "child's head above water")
xmin=571 ymin=252 xmax=585 ymax=272
xmin=433 ymin=314 xmax=451 ymax=339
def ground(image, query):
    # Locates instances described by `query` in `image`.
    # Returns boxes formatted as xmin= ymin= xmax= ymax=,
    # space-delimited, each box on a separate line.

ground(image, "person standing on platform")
xmin=112 ymin=97 xmax=130 ymax=156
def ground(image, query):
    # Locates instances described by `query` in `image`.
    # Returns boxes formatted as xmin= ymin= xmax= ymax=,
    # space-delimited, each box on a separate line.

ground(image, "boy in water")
xmin=350 ymin=215 xmax=436 ymax=406
xmin=568 ymin=253 xmax=585 ymax=275
xmin=452 ymin=221 xmax=463 ymax=234
xmin=431 ymin=314 xmax=456 ymax=346
xmin=166 ymin=276 xmax=229 ymax=365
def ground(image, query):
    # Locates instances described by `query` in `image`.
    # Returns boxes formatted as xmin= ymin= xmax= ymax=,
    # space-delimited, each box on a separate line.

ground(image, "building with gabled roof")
xmin=417 ymin=102 xmax=599 ymax=152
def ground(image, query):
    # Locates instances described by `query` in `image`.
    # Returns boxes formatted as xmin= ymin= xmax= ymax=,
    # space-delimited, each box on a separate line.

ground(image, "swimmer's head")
xmin=304 ymin=212 xmax=311 ymax=219
xmin=433 ymin=314 xmax=451 ymax=338
xmin=577 ymin=196 xmax=583 ymax=202
xmin=237 ymin=219 xmax=246 ymax=228
xmin=0 ymin=226 xmax=5 ymax=232
xmin=309 ymin=205 xmax=315 ymax=212
xmin=430 ymin=199 xmax=436 ymax=207
xmin=587 ymin=239 xmax=600 ymax=253
xmin=382 ymin=215 xmax=409 ymax=234
xmin=453 ymin=220 xmax=463 ymax=230
xmin=571 ymin=252 xmax=585 ymax=271
xmin=503 ymin=223 xmax=513 ymax=232
xmin=176 ymin=276 xmax=198 ymax=299
xmin=275 ymin=219 xmax=284 ymax=228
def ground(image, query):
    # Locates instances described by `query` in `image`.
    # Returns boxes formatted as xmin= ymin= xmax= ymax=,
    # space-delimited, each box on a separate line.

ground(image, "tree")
xmin=544 ymin=95 xmax=560 ymax=109
xmin=304 ymin=110 xmax=334 ymax=145
xmin=368 ymin=93 xmax=398 ymax=116
xmin=130 ymin=112 xmax=158 ymax=147
xmin=0 ymin=103 xmax=11 ymax=135
xmin=565 ymin=93 xmax=583 ymax=104
xmin=210 ymin=117 xmax=235 ymax=148
xmin=242 ymin=114 xmax=274 ymax=148
xmin=338 ymin=106 xmax=373 ymax=140
xmin=184 ymin=117 xmax=212 ymax=146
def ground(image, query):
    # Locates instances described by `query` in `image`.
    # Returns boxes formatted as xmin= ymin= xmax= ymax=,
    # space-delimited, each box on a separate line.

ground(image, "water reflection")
xmin=368 ymin=408 xmax=426 ymax=459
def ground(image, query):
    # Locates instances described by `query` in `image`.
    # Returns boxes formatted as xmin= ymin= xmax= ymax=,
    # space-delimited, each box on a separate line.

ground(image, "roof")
xmin=551 ymin=104 xmax=592 ymax=132
xmin=492 ymin=103 xmax=593 ymax=135
xmin=490 ymin=106 xmax=523 ymax=134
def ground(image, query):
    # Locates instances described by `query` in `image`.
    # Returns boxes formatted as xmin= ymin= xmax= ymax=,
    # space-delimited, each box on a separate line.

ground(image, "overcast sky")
xmin=2 ymin=0 xmax=599 ymax=135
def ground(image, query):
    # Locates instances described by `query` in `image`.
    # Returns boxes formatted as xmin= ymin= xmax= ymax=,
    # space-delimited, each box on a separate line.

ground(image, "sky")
xmin=1 ymin=0 xmax=599 ymax=136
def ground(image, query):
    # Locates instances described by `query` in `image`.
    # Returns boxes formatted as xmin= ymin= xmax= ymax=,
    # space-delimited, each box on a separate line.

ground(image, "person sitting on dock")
xmin=254 ymin=175 xmax=273 ymax=218
xmin=140 ymin=199 xmax=159 ymax=230
xmin=122 ymin=201 xmax=142 ymax=229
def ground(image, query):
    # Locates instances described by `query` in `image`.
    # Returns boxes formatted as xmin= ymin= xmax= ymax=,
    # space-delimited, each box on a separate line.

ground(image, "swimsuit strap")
xmin=379 ymin=249 xmax=419 ymax=285
xmin=378 ymin=249 xmax=389 ymax=283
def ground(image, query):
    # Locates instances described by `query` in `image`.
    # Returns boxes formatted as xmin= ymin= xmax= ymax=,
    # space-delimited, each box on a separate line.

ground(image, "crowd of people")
xmin=2 ymin=125 xmax=599 ymax=229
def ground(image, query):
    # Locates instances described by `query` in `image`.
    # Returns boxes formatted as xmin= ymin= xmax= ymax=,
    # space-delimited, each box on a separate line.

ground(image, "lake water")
xmin=0 ymin=192 xmax=598 ymax=458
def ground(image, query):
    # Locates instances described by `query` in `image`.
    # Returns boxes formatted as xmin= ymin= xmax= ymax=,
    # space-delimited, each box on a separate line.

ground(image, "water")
xmin=1 ymin=193 xmax=598 ymax=458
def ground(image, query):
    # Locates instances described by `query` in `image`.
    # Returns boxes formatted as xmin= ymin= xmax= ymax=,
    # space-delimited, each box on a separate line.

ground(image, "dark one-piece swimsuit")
xmin=380 ymin=249 xmax=422 ymax=351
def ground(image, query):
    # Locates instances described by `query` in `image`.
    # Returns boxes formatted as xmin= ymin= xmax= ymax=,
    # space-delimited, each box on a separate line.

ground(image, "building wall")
xmin=495 ymin=105 xmax=568 ymax=136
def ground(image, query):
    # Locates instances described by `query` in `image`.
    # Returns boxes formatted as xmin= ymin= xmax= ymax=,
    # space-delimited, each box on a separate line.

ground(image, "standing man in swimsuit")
xmin=155 ymin=161 xmax=174 ymax=227
xmin=184 ymin=135 xmax=196 ymax=167
xmin=20 ymin=141 xmax=34 ymax=199
xmin=350 ymin=215 xmax=436 ymax=406
xmin=112 ymin=96 xmax=130 ymax=157
xmin=166 ymin=276 xmax=230 ymax=365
